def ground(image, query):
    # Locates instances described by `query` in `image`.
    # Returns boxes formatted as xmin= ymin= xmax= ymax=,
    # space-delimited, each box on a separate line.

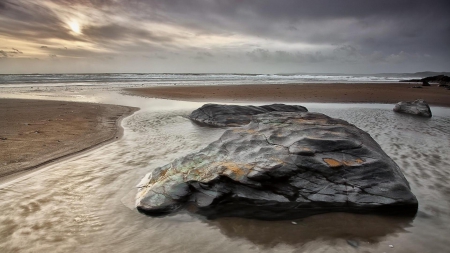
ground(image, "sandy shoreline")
xmin=125 ymin=82 xmax=450 ymax=107
xmin=0 ymin=99 xmax=138 ymax=182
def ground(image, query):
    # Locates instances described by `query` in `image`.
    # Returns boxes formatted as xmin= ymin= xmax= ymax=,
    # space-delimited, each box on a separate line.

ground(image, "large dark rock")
xmin=189 ymin=103 xmax=308 ymax=127
xmin=136 ymin=111 xmax=418 ymax=220
xmin=393 ymin=99 xmax=432 ymax=118
xmin=422 ymin=75 xmax=450 ymax=83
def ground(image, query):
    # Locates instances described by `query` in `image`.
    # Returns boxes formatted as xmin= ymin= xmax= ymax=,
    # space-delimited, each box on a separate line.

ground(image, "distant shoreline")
xmin=125 ymin=82 xmax=450 ymax=107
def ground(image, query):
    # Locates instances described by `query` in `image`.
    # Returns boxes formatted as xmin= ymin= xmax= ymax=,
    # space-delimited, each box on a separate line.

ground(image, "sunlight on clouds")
xmin=69 ymin=21 xmax=82 ymax=34
xmin=140 ymin=21 xmax=329 ymax=52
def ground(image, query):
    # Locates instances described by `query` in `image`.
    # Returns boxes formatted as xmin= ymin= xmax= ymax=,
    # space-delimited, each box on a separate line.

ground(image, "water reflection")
xmin=210 ymin=213 xmax=413 ymax=248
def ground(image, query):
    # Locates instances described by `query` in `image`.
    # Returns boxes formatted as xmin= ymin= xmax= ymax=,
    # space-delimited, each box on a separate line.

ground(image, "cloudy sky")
xmin=1 ymin=0 xmax=449 ymax=74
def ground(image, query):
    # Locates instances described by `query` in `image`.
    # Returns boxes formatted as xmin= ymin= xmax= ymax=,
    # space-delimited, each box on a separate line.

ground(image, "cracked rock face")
xmin=393 ymin=99 xmax=432 ymax=118
xmin=189 ymin=103 xmax=308 ymax=127
xmin=136 ymin=111 xmax=418 ymax=220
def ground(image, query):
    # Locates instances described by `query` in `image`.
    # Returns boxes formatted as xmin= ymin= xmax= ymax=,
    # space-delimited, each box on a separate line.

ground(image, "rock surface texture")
xmin=393 ymin=99 xmax=432 ymax=118
xmin=189 ymin=103 xmax=308 ymax=127
xmin=137 ymin=110 xmax=418 ymax=220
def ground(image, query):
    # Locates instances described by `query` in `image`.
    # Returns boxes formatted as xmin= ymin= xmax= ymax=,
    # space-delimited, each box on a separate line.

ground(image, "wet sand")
xmin=0 ymin=99 xmax=137 ymax=181
xmin=125 ymin=82 xmax=450 ymax=106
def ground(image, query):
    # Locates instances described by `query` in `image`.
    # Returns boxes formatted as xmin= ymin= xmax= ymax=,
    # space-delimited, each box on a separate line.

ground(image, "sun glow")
xmin=69 ymin=21 xmax=81 ymax=34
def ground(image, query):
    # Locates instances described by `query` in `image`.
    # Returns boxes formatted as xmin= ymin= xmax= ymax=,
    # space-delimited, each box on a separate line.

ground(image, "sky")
xmin=0 ymin=0 xmax=449 ymax=74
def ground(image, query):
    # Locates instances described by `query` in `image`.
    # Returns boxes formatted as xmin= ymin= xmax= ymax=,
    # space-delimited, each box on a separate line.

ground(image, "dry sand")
xmin=0 ymin=99 xmax=137 ymax=180
xmin=125 ymin=82 xmax=450 ymax=107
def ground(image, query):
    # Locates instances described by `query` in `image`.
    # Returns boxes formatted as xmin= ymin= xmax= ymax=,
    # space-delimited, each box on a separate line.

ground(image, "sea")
xmin=0 ymin=73 xmax=449 ymax=253
xmin=0 ymin=72 xmax=426 ymax=89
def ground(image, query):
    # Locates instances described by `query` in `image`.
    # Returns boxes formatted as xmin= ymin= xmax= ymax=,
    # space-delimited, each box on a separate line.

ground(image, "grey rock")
xmin=189 ymin=103 xmax=308 ymax=127
xmin=136 ymin=111 xmax=418 ymax=220
xmin=393 ymin=99 xmax=432 ymax=118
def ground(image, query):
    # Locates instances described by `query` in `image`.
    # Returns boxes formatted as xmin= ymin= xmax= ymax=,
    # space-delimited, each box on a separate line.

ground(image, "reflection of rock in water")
xmin=210 ymin=213 xmax=414 ymax=248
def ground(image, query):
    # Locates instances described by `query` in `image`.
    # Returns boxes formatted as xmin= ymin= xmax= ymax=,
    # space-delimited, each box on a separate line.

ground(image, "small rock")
xmin=0 ymin=137 xmax=7 ymax=141
xmin=389 ymin=245 xmax=394 ymax=248
xmin=393 ymin=99 xmax=432 ymax=118
xmin=411 ymin=86 xmax=422 ymax=89
xmin=291 ymin=221 xmax=297 ymax=225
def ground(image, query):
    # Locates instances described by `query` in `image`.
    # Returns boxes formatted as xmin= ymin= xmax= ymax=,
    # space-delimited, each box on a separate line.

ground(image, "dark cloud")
xmin=47 ymin=47 xmax=107 ymax=58
xmin=50 ymin=0 xmax=115 ymax=7
xmin=0 ymin=48 xmax=25 ymax=57
xmin=246 ymin=46 xmax=426 ymax=66
xmin=123 ymin=0 xmax=450 ymax=56
xmin=12 ymin=48 xmax=23 ymax=54
xmin=82 ymin=24 xmax=174 ymax=43
xmin=194 ymin=51 xmax=214 ymax=60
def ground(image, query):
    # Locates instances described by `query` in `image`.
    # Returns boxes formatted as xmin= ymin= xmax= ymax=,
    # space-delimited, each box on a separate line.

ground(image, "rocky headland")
xmin=401 ymin=75 xmax=450 ymax=85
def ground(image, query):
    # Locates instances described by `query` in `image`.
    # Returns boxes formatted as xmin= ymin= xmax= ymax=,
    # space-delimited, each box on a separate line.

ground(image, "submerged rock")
xmin=393 ymin=99 xmax=432 ymax=118
xmin=189 ymin=103 xmax=308 ymax=127
xmin=136 ymin=111 xmax=418 ymax=220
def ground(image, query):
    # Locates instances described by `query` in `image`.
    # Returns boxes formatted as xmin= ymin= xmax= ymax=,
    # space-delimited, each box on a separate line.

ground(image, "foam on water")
xmin=0 ymin=73 xmax=420 ymax=89
xmin=0 ymin=92 xmax=449 ymax=253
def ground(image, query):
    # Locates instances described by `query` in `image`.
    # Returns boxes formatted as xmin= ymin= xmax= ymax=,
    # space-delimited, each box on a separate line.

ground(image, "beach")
xmin=2 ymin=0 xmax=450 ymax=251
xmin=3 ymin=82 xmax=448 ymax=181
xmin=0 ymin=87 xmax=449 ymax=253
xmin=125 ymin=82 xmax=450 ymax=106
xmin=0 ymin=99 xmax=137 ymax=182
